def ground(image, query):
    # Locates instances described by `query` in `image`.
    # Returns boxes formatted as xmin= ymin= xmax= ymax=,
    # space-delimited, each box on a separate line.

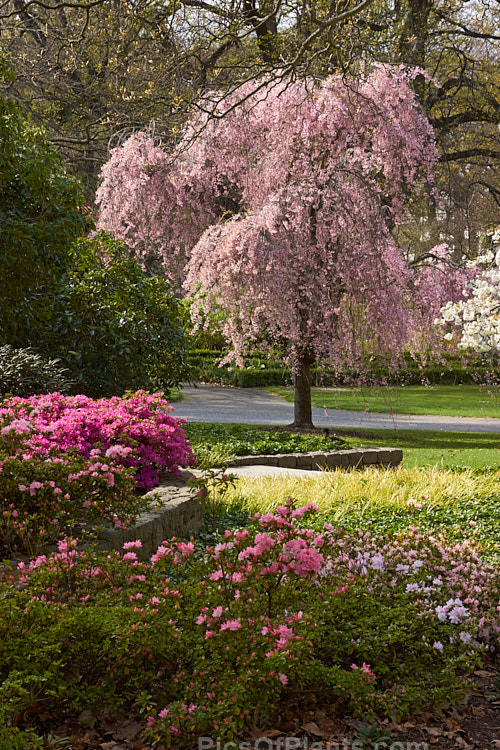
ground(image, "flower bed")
xmin=2 ymin=501 xmax=499 ymax=747
xmin=0 ymin=391 xmax=194 ymax=556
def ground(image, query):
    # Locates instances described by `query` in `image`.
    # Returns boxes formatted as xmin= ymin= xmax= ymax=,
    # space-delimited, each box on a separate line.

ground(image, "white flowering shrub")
xmin=437 ymin=227 xmax=500 ymax=352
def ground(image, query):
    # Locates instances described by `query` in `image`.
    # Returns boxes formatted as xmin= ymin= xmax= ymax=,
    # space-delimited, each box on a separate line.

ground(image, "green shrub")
xmin=188 ymin=353 xmax=500 ymax=388
xmin=39 ymin=233 xmax=191 ymax=397
xmin=0 ymin=346 xmax=72 ymax=397
xmin=232 ymin=368 xmax=288 ymax=387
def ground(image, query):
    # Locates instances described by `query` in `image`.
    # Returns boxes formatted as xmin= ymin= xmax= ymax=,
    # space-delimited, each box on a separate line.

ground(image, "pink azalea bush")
xmin=0 ymin=391 xmax=193 ymax=489
xmin=0 ymin=391 xmax=193 ymax=555
xmin=0 ymin=453 xmax=138 ymax=555
xmin=2 ymin=501 xmax=499 ymax=745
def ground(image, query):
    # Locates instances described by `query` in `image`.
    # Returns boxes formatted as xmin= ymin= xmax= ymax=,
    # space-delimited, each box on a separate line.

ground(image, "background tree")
xmin=0 ymin=52 xmax=88 ymax=346
xmin=0 ymin=0 xmax=377 ymax=194
xmin=0 ymin=0 xmax=192 ymax=194
xmin=38 ymin=232 xmax=191 ymax=397
xmin=97 ymin=68 xmax=455 ymax=427
xmin=3 ymin=0 xmax=497 ymax=258
xmin=437 ymin=226 xmax=500 ymax=354
xmin=340 ymin=0 xmax=500 ymax=259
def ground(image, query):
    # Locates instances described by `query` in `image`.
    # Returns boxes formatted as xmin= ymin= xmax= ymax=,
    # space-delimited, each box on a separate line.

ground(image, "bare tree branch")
xmin=439 ymin=148 xmax=500 ymax=163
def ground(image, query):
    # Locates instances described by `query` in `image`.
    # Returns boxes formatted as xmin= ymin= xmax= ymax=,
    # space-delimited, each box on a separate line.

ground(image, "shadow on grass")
xmin=335 ymin=427 xmax=500 ymax=452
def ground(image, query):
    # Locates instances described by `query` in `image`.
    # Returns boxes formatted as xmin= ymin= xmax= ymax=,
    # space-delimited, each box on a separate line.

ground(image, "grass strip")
xmin=268 ymin=384 xmax=500 ymax=418
xmin=336 ymin=426 xmax=500 ymax=469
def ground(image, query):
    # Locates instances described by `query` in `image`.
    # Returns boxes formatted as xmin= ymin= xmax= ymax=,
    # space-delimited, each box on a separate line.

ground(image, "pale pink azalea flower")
xmin=219 ymin=619 xmax=242 ymax=632
xmin=123 ymin=540 xmax=143 ymax=549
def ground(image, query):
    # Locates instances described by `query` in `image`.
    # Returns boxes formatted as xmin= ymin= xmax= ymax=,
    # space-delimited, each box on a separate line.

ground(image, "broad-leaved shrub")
xmin=0 ymin=346 xmax=72 ymax=397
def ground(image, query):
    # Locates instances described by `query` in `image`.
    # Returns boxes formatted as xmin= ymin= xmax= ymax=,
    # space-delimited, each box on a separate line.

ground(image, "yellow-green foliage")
xmin=224 ymin=466 xmax=500 ymax=517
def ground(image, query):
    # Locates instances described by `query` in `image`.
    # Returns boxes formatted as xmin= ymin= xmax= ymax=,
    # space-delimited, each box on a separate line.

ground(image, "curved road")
xmin=172 ymin=385 xmax=500 ymax=432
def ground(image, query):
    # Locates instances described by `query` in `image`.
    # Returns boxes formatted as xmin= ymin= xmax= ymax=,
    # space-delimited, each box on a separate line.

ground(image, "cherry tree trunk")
xmin=292 ymin=356 xmax=314 ymax=429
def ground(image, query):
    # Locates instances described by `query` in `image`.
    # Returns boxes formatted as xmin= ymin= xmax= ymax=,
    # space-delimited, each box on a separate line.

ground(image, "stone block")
xmin=361 ymin=448 xmax=380 ymax=464
xmin=340 ymin=449 xmax=362 ymax=467
xmin=264 ymin=456 xmax=279 ymax=466
xmin=379 ymin=448 xmax=403 ymax=465
xmin=232 ymin=456 xmax=255 ymax=466
xmin=310 ymin=452 xmax=328 ymax=469
xmin=278 ymin=454 xmax=298 ymax=468
xmin=94 ymin=471 xmax=204 ymax=561
xmin=325 ymin=453 xmax=342 ymax=469
xmin=296 ymin=453 xmax=313 ymax=468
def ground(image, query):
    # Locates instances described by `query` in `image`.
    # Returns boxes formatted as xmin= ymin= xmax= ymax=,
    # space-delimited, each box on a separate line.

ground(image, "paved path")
xmin=192 ymin=465 xmax=323 ymax=478
xmin=172 ymin=384 xmax=500 ymax=433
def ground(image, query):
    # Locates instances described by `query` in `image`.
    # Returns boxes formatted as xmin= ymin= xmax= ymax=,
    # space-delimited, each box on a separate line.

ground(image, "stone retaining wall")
xmin=96 ymin=470 xmax=204 ymax=561
xmin=230 ymin=446 xmax=402 ymax=470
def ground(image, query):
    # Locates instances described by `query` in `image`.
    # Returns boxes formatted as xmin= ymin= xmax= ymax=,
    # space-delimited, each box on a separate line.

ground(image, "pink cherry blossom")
xmin=96 ymin=67 xmax=463 ymax=391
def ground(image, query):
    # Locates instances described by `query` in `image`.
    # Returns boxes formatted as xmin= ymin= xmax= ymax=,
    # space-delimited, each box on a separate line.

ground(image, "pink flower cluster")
xmin=0 ymin=391 xmax=194 ymax=490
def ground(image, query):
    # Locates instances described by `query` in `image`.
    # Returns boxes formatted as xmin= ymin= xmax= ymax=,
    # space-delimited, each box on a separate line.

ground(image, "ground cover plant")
xmin=0 ymin=391 xmax=193 ymax=556
xmin=1 ymin=500 xmax=499 ymax=748
xmin=221 ymin=466 xmax=500 ymax=560
xmin=268 ymin=383 xmax=500 ymax=418
xmin=184 ymin=422 xmax=346 ymax=469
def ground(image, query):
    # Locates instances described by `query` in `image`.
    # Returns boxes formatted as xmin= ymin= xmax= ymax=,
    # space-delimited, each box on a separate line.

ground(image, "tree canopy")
xmin=3 ymin=0 xmax=498 ymax=250
xmin=97 ymin=67 xmax=466 ymax=425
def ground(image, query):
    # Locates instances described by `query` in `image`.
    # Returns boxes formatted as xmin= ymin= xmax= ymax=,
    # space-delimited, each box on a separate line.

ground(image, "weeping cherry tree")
xmin=97 ymin=66 xmax=441 ymax=428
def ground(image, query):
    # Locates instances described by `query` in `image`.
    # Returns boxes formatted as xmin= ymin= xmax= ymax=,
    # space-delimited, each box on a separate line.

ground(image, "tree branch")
xmin=433 ymin=10 xmax=500 ymax=42
xmin=179 ymin=0 xmax=231 ymax=18
xmin=2 ymin=0 xmax=106 ymax=19
xmin=282 ymin=0 xmax=378 ymax=72
xmin=431 ymin=110 xmax=500 ymax=131
xmin=439 ymin=148 xmax=500 ymax=163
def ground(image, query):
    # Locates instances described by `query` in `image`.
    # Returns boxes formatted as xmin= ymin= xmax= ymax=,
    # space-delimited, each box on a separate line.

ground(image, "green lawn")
xmin=268 ymin=383 xmax=500 ymax=418
xmin=338 ymin=427 xmax=500 ymax=469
